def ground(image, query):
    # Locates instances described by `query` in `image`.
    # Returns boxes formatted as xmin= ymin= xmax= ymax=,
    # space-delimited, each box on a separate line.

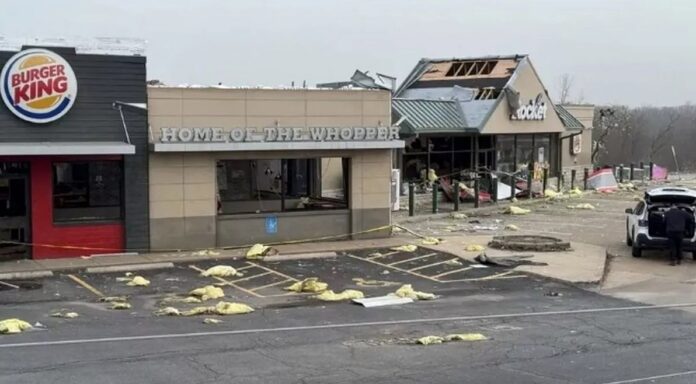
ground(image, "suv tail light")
xmin=638 ymin=219 xmax=648 ymax=227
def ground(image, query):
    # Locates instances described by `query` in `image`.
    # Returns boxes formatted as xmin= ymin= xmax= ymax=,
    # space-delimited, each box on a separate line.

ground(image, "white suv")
xmin=625 ymin=187 xmax=696 ymax=258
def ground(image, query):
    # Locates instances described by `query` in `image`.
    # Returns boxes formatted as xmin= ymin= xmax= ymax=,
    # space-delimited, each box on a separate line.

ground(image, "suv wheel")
xmin=632 ymin=243 xmax=642 ymax=258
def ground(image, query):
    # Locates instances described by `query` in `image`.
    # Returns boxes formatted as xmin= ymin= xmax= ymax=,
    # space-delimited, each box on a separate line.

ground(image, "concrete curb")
xmin=264 ymin=252 xmax=339 ymax=262
xmin=85 ymin=262 xmax=174 ymax=274
xmin=0 ymin=270 xmax=54 ymax=280
xmin=600 ymin=249 xmax=619 ymax=287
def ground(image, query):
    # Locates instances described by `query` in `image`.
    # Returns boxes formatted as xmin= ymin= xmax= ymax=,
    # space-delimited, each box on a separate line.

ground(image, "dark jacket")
xmin=664 ymin=207 xmax=693 ymax=235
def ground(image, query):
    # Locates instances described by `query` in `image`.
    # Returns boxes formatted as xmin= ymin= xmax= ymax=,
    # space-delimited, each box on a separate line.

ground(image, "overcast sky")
xmin=1 ymin=0 xmax=693 ymax=107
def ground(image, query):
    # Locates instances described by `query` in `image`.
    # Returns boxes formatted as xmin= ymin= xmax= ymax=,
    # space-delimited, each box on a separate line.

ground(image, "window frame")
xmin=52 ymin=160 xmax=125 ymax=224
xmin=216 ymin=157 xmax=350 ymax=215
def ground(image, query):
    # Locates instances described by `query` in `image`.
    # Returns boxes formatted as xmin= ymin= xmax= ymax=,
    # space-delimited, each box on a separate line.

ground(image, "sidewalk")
xmin=0 ymin=230 xmax=608 ymax=288
xmin=0 ymin=236 xmax=411 ymax=278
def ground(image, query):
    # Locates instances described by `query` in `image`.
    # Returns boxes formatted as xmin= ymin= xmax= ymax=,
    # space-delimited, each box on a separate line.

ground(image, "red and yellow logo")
xmin=1 ymin=48 xmax=77 ymax=124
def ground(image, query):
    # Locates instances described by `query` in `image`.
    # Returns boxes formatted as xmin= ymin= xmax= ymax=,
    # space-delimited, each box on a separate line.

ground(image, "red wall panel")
xmin=29 ymin=157 xmax=124 ymax=259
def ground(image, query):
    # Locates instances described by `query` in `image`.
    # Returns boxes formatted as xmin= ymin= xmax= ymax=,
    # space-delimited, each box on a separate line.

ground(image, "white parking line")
xmin=602 ymin=370 xmax=696 ymax=384
xmin=3 ymin=302 xmax=696 ymax=349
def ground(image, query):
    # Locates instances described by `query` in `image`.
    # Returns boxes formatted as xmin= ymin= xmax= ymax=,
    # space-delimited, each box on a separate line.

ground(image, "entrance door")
xmin=0 ymin=162 xmax=30 ymax=261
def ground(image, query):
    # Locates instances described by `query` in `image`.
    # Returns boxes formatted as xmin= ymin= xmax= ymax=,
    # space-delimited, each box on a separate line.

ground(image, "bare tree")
xmin=558 ymin=74 xmax=574 ymax=104
xmin=649 ymin=111 xmax=680 ymax=162
xmin=592 ymin=107 xmax=617 ymax=164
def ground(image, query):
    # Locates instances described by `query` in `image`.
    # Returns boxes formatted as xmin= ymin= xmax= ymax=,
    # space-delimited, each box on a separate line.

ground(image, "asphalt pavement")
xmin=3 ymin=249 xmax=696 ymax=383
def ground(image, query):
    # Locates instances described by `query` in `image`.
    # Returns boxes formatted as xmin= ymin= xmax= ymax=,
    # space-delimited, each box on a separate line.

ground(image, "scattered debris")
xmin=393 ymin=284 xmax=435 ymax=300
xmin=50 ymin=311 xmax=79 ymax=319
xmin=99 ymin=296 xmax=129 ymax=303
xmin=110 ymin=302 xmax=132 ymax=310
xmin=544 ymin=189 xmax=562 ymax=199
xmin=381 ymin=270 xmax=391 ymax=275
xmin=567 ymin=203 xmax=595 ymax=210
xmin=465 ymin=244 xmax=486 ymax=252
xmin=189 ymin=285 xmax=225 ymax=301
xmin=0 ymin=280 xmax=20 ymax=289
xmin=182 ymin=301 xmax=254 ymax=316
xmin=201 ymin=265 xmax=242 ymax=278
xmin=246 ymin=243 xmax=276 ymax=259
xmin=469 ymin=220 xmax=481 ymax=224
xmin=445 ymin=333 xmax=488 ymax=342
xmin=0 ymin=318 xmax=32 ymax=334
xmin=160 ymin=296 xmax=202 ymax=305
xmin=417 ymin=336 xmax=444 ymax=345
xmin=474 ymin=253 xmax=547 ymax=267
xmin=353 ymin=295 xmax=413 ymax=307
xmin=504 ymin=206 xmax=531 ymax=215
xmin=126 ymin=276 xmax=151 ymax=287
xmin=473 ymin=225 xmax=498 ymax=231
xmin=544 ymin=291 xmax=563 ymax=297
xmin=618 ymin=182 xmax=637 ymax=191
xmin=285 ymin=277 xmax=328 ymax=293
xmin=154 ymin=307 xmax=182 ymax=316
xmin=315 ymin=289 xmax=364 ymax=301
xmin=416 ymin=333 xmax=487 ymax=345
xmin=368 ymin=252 xmax=383 ymax=258
xmin=421 ymin=237 xmax=440 ymax=245
xmin=450 ymin=213 xmax=467 ymax=219
xmin=505 ymin=224 xmax=520 ymax=231
xmin=191 ymin=249 xmax=221 ymax=257
xmin=203 ymin=318 xmax=223 ymax=324
xmin=444 ymin=259 xmax=463 ymax=266
xmin=391 ymin=244 xmax=418 ymax=252
xmin=569 ymin=187 xmax=583 ymax=197
xmin=352 ymin=278 xmax=401 ymax=287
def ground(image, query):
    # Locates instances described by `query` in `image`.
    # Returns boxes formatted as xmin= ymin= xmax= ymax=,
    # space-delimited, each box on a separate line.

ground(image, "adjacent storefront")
xmin=0 ymin=44 xmax=148 ymax=260
xmin=148 ymin=87 xmax=402 ymax=250
xmin=393 ymin=55 xmax=576 ymax=192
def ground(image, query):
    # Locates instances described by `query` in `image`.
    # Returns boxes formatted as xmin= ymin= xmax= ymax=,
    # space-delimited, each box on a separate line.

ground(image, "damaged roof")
xmin=393 ymin=54 xmax=564 ymax=135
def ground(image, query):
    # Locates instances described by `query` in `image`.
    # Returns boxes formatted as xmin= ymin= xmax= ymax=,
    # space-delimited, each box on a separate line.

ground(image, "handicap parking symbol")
xmin=265 ymin=216 xmax=278 ymax=234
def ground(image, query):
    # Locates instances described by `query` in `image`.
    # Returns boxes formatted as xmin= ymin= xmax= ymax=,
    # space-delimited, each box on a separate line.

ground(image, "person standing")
xmin=664 ymin=205 xmax=692 ymax=265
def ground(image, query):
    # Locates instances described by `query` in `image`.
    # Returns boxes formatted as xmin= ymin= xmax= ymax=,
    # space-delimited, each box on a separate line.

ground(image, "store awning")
xmin=392 ymin=98 xmax=477 ymax=135
xmin=0 ymin=142 xmax=135 ymax=155
xmin=554 ymin=105 xmax=585 ymax=132
xmin=151 ymin=140 xmax=404 ymax=152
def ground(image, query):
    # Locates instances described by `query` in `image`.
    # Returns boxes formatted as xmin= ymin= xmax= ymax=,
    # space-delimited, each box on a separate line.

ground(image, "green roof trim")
xmin=554 ymin=104 xmax=585 ymax=130
xmin=392 ymin=98 xmax=476 ymax=135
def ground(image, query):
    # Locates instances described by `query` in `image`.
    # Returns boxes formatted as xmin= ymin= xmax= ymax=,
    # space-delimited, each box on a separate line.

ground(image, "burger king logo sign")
xmin=1 ymin=48 xmax=77 ymax=124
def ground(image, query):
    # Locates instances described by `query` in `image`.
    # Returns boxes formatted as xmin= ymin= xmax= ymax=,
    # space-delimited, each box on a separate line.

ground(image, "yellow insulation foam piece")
xmin=391 ymin=244 xmax=418 ymax=252
xmin=284 ymin=277 xmax=328 ymax=293
xmin=0 ymin=318 xmax=32 ymax=334
xmin=393 ymin=284 xmax=436 ymax=300
xmin=246 ymin=243 xmax=270 ymax=259
xmin=126 ymin=276 xmax=151 ymax=287
xmin=314 ymin=289 xmax=364 ymax=301
xmin=201 ymin=265 xmax=241 ymax=278
xmin=189 ymin=285 xmax=225 ymax=301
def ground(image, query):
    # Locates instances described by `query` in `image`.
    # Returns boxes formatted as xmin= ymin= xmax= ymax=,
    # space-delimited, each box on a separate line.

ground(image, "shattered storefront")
xmin=0 ymin=41 xmax=148 ymax=260
xmin=147 ymin=87 xmax=403 ymax=250
xmin=393 ymin=55 xmax=578 ymax=195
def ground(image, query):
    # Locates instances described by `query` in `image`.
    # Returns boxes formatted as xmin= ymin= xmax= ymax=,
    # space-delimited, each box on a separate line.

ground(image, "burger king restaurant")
xmin=0 ymin=42 xmax=148 ymax=260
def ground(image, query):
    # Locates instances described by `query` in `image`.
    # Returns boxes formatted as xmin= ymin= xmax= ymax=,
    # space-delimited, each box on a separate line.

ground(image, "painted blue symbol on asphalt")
xmin=265 ymin=216 xmax=278 ymax=234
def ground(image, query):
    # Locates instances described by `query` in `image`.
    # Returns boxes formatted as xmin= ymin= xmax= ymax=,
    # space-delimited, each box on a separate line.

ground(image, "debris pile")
xmin=567 ymin=203 xmax=595 ymax=210
xmin=246 ymin=243 xmax=276 ymax=259
xmin=50 ymin=311 xmax=79 ymax=319
xmin=416 ymin=333 xmax=487 ymax=345
xmin=391 ymin=244 xmax=418 ymax=252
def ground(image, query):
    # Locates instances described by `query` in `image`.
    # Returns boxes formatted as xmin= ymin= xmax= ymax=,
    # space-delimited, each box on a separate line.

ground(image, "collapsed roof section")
xmin=317 ymin=70 xmax=396 ymax=91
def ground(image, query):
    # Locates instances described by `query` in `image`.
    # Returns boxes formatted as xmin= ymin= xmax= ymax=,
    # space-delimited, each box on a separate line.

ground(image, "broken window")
xmin=217 ymin=158 xmax=348 ymax=214
xmin=474 ymin=87 xmax=500 ymax=100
